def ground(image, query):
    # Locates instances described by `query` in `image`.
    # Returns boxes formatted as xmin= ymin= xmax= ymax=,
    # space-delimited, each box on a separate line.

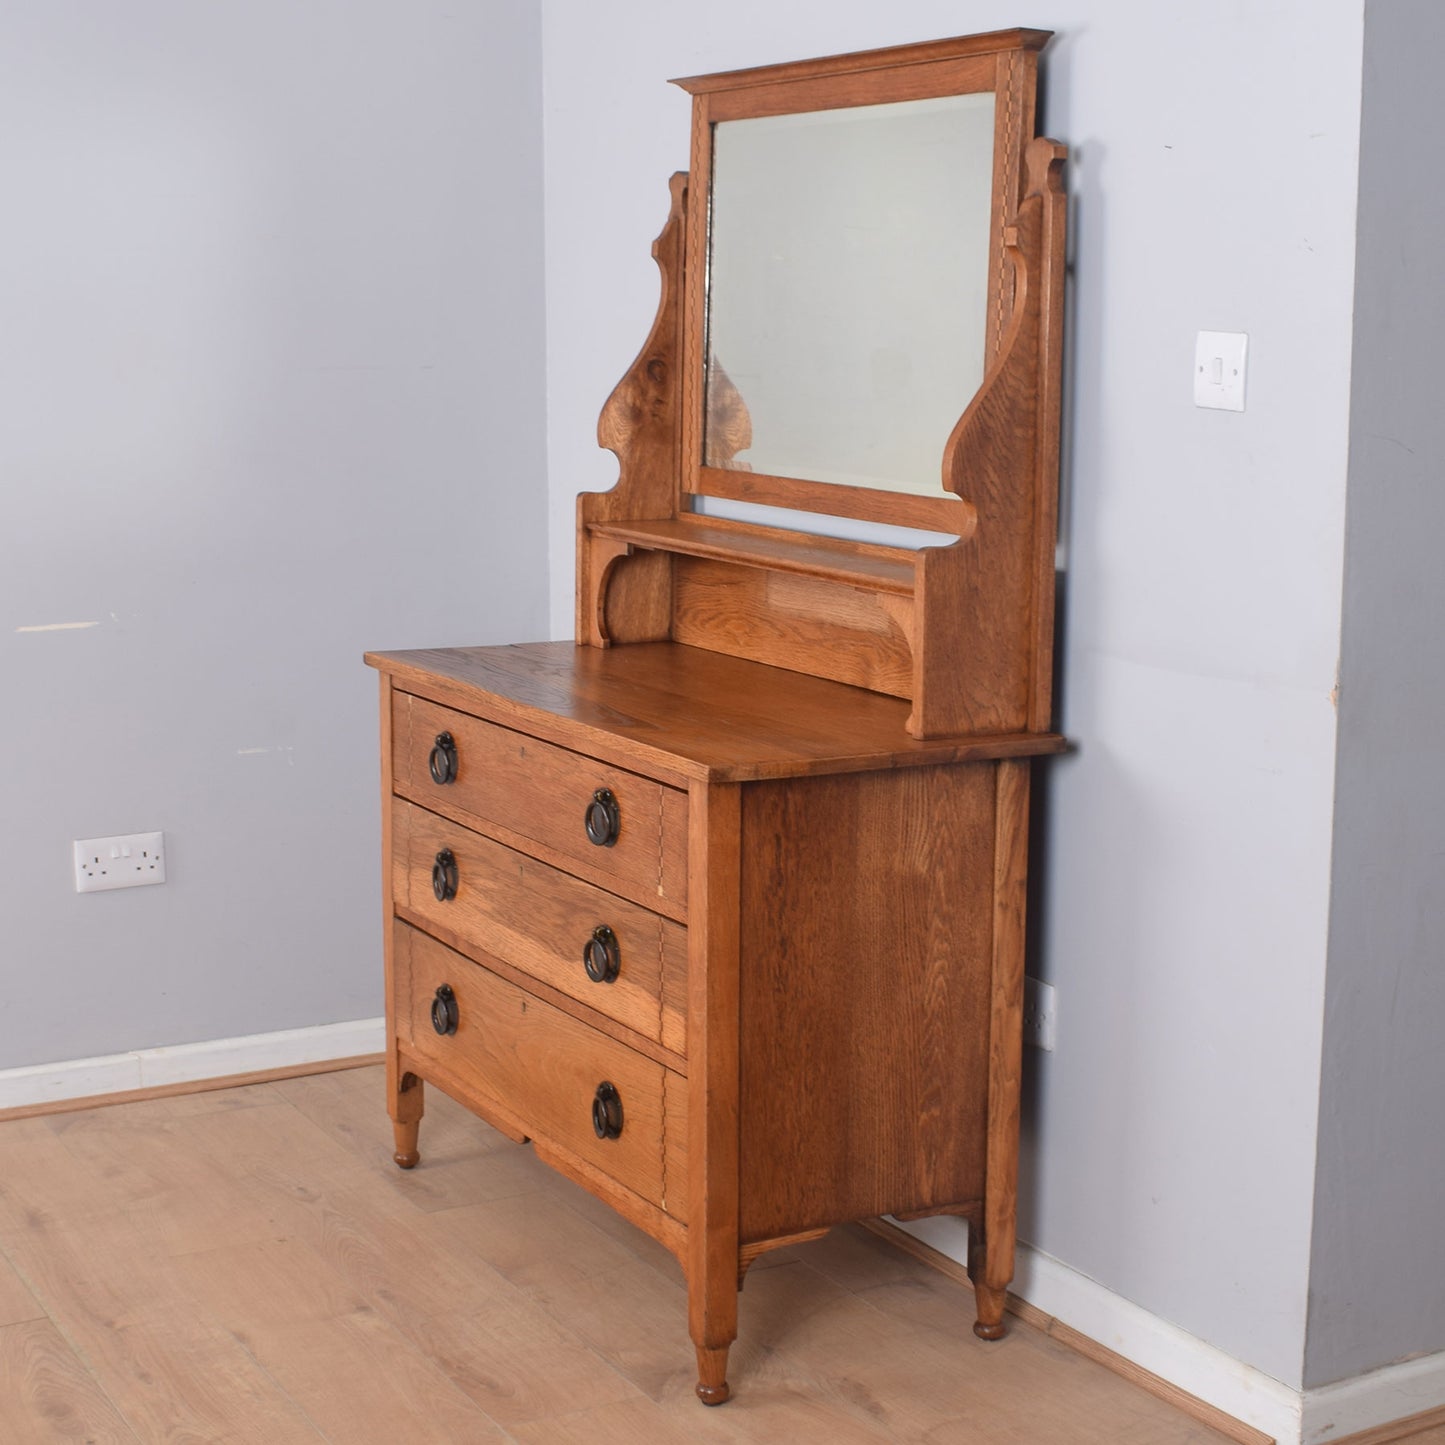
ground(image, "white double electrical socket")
xmin=73 ymin=832 xmax=166 ymax=893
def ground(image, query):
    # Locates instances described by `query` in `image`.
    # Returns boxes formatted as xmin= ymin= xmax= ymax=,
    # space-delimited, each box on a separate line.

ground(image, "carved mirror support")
xmin=577 ymin=29 xmax=1066 ymax=740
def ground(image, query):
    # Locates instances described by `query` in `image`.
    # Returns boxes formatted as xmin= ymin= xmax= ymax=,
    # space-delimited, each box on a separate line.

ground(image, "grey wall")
xmin=0 ymin=1 xmax=549 ymax=1068
xmin=1305 ymin=0 xmax=1445 ymax=1389
xmin=541 ymin=0 xmax=1364 ymax=1387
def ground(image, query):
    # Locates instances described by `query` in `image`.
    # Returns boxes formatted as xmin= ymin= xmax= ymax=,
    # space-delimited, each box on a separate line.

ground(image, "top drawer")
xmin=392 ymin=693 xmax=688 ymax=912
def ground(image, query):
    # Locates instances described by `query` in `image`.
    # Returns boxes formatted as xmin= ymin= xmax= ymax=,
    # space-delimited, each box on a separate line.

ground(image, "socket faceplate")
xmin=1023 ymin=976 xmax=1056 ymax=1051
xmin=73 ymin=832 xmax=166 ymax=893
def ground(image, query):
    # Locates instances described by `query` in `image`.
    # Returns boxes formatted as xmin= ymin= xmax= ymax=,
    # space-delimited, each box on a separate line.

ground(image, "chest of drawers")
xmin=367 ymin=640 xmax=1064 ymax=1402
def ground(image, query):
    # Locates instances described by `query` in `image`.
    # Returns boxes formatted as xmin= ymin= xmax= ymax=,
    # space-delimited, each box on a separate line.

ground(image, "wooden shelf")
xmin=589 ymin=516 xmax=920 ymax=595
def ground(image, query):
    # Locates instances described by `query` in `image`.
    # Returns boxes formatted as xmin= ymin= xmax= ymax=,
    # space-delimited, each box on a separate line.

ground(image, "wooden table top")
xmin=366 ymin=641 xmax=1066 ymax=784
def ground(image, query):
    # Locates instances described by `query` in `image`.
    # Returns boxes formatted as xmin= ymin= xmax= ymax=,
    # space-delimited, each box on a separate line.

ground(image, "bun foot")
xmin=694 ymin=1344 xmax=731 ymax=1405
xmin=392 ymin=1148 xmax=420 ymax=1169
xmin=973 ymin=1319 xmax=1007 ymax=1341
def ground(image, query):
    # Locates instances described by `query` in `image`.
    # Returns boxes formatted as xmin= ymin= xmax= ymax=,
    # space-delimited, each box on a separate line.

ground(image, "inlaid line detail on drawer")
xmin=392 ymin=798 xmax=687 ymax=1054
xmin=394 ymin=924 xmax=671 ymax=1209
xmin=394 ymin=692 xmax=688 ymax=912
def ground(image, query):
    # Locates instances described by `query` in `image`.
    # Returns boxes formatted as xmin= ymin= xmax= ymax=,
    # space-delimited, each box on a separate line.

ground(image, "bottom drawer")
xmin=395 ymin=922 xmax=681 ymax=1214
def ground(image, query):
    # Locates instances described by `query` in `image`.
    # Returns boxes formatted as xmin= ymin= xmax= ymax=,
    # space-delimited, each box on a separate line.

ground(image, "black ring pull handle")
xmin=428 ymin=732 xmax=459 ymax=786
xmin=431 ymin=984 xmax=459 ymax=1037
xmin=592 ymin=1081 xmax=624 ymax=1140
xmin=432 ymin=848 xmax=459 ymax=902
xmin=583 ymin=925 xmax=621 ymax=985
xmin=584 ymin=788 xmax=620 ymax=848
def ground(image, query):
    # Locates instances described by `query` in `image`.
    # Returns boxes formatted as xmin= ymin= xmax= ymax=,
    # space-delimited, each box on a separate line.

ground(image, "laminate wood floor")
xmin=0 ymin=1065 xmax=1421 ymax=1444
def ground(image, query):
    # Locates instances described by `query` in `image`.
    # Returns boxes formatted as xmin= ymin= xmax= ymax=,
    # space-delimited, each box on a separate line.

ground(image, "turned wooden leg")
xmin=967 ymin=1220 xmax=1008 ymax=1340
xmin=687 ymin=1250 xmax=738 ymax=1404
xmin=390 ymin=1070 xmax=424 ymax=1169
xmin=973 ymin=1283 xmax=1008 ymax=1341
xmin=694 ymin=1344 xmax=731 ymax=1406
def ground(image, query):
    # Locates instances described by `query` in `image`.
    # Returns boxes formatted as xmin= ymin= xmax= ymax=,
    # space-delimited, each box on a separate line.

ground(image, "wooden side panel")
xmin=910 ymin=138 xmax=1067 ymax=739
xmin=672 ymin=557 xmax=913 ymax=698
xmin=737 ymin=764 xmax=998 ymax=1242
xmin=398 ymin=925 xmax=669 ymax=1208
xmin=578 ymin=173 xmax=687 ymax=646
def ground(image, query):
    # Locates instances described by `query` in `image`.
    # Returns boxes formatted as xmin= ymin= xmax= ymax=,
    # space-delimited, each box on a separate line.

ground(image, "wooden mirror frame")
xmin=577 ymin=29 xmax=1066 ymax=740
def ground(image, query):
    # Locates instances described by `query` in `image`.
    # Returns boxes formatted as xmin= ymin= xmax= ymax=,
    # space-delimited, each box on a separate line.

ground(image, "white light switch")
xmin=1195 ymin=331 xmax=1247 ymax=411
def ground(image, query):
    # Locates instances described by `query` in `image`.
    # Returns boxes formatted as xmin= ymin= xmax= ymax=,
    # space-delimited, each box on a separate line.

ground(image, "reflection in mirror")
xmin=703 ymin=92 xmax=996 ymax=497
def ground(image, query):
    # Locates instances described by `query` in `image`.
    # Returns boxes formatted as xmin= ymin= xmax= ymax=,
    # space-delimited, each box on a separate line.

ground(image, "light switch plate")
xmin=1195 ymin=331 xmax=1247 ymax=411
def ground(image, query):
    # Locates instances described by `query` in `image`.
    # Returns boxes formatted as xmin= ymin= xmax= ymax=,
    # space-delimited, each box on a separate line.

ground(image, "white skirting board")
xmin=0 ymin=1017 xmax=386 ymax=1113
xmin=896 ymin=1215 xmax=1445 ymax=1445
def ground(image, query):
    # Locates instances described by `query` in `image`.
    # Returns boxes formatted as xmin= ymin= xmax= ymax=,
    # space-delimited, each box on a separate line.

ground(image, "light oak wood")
xmin=0 ymin=1053 xmax=382 ymax=1126
xmin=736 ymin=764 xmax=997 ymax=1241
xmin=1332 ymin=1409 xmax=1445 ymax=1445
xmin=392 ymin=797 xmax=686 ymax=1052
xmin=573 ymin=31 xmax=1067 ymax=739
xmin=20 ymin=1067 xmax=1445 ymax=1444
xmin=367 ymin=641 xmax=1065 ymax=785
xmin=367 ymin=28 xmax=1070 ymax=1409
xmin=0 ymin=1319 xmax=138 ymax=1444
xmin=685 ymin=781 xmax=742 ymax=1404
xmin=395 ymin=924 xmax=679 ymax=1213
xmin=371 ymin=643 xmax=1051 ymax=1397
xmin=860 ymin=1217 xmax=1278 ymax=1445
xmin=393 ymin=691 xmax=688 ymax=909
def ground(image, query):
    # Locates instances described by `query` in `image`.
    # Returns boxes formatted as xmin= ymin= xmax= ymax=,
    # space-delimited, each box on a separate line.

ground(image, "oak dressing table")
xmin=366 ymin=27 xmax=1067 ymax=1404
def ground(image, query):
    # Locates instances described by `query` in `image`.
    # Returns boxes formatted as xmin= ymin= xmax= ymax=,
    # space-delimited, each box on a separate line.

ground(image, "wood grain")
xmin=590 ymin=514 xmax=923 ymax=593
xmin=578 ymin=172 xmax=687 ymax=647
xmin=670 ymin=29 xmax=1051 ymax=95
xmin=0 ymin=1256 xmax=42 ymax=1328
xmin=672 ymin=558 xmax=914 ymax=698
xmin=0 ymin=1066 xmax=1286 ymax=1445
xmin=368 ymin=642 xmax=1066 ymax=785
xmin=736 ymin=764 xmax=997 ymax=1241
xmin=397 ymin=925 xmax=671 ymax=1208
xmin=0 ymin=1319 xmax=137 ymax=1444
xmin=859 ymin=1218 xmax=1277 ymax=1445
xmin=685 ymin=780 xmax=743 ymax=1403
xmin=394 ymin=689 xmax=688 ymax=908
xmin=1333 ymin=1408 xmax=1445 ymax=1445
xmin=974 ymin=757 xmax=1032 ymax=1335
xmin=392 ymin=797 xmax=686 ymax=1051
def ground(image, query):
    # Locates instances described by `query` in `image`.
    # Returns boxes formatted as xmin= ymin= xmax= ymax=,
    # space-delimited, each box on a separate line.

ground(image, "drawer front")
xmin=394 ymin=693 xmax=688 ymax=910
xmin=392 ymin=799 xmax=686 ymax=1053
xmin=395 ymin=924 xmax=679 ymax=1212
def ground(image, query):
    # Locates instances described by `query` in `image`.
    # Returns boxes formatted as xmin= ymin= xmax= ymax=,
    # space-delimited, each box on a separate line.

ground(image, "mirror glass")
xmin=703 ymin=92 xmax=996 ymax=497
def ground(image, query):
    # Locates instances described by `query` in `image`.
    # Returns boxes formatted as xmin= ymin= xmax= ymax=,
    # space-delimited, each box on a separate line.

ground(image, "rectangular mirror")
xmin=704 ymin=92 xmax=996 ymax=498
xmin=677 ymin=30 xmax=1048 ymax=533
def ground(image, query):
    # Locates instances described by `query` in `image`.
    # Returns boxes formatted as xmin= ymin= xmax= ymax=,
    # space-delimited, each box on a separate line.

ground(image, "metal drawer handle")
xmin=432 ymin=848 xmax=459 ymax=902
xmin=583 ymin=925 xmax=621 ymax=985
xmin=592 ymin=1081 xmax=624 ymax=1140
xmin=585 ymin=788 xmax=620 ymax=848
xmin=428 ymin=731 xmax=459 ymax=786
xmin=431 ymin=984 xmax=459 ymax=1036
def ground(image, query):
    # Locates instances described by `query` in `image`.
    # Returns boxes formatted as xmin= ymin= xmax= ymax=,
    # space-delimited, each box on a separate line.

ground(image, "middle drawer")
xmin=392 ymin=797 xmax=687 ymax=1055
